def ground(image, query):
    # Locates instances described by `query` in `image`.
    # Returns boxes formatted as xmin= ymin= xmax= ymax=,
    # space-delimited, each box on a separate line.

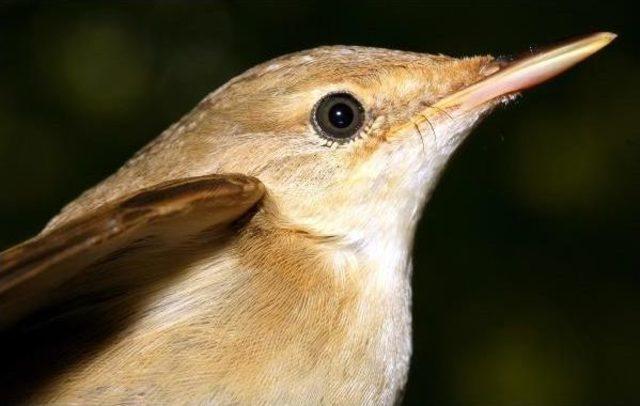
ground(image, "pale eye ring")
xmin=312 ymin=92 xmax=365 ymax=142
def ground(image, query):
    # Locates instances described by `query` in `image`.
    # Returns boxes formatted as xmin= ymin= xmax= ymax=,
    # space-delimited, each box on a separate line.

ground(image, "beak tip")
xmin=600 ymin=31 xmax=618 ymax=41
xmin=593 ymin=31 xmax=618 ymax=49
xmin=576 ymin=31 xmax=617 ymax=62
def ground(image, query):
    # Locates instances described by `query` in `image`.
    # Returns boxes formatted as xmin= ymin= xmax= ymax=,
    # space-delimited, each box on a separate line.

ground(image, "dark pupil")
xmin=328 ymin=102 xmax=354 ymax=129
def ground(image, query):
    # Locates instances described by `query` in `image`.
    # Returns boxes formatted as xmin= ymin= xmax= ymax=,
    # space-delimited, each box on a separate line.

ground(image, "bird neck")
xmin=225 ymin=201 xmax=414 ymax=401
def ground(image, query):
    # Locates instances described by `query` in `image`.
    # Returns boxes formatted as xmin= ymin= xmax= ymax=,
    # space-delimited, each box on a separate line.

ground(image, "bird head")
xmin=162 ymin=33 xmax=613 ymax=249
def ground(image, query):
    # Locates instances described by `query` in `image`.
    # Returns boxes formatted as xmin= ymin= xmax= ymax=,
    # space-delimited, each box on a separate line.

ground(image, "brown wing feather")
xmin=0 ymin=173 xmax=265 ymax=328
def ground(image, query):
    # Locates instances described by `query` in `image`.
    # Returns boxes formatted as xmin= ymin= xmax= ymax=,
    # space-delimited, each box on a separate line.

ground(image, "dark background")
xmin=0 ymin=1 xmax=638 ymax=405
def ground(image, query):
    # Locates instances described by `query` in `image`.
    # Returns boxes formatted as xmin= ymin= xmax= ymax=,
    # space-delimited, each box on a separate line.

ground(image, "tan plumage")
xmin=0 ymin=33 xmax=614 ymax=404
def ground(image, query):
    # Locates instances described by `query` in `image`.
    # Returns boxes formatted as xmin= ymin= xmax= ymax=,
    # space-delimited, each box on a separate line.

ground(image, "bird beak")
xmin=433 ymin=32 xmax=617 ymax=114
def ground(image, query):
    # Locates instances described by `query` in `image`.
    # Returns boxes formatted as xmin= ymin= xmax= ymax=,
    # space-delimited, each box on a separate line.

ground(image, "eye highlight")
xmin=312 ymin=92 xmax=365 ymax=142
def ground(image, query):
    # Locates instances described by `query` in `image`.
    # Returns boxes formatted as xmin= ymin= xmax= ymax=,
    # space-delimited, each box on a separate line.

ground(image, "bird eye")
xmin=312 ymin=92 xmax=365 ymax=142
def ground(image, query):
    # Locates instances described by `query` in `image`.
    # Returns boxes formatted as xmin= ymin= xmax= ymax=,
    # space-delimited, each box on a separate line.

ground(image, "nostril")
xmin=480 ymin=59 xmax=508 ymax=77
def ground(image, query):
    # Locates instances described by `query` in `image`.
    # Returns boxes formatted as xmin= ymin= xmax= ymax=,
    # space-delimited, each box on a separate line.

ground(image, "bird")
xmin=0 ymin=32 xmax=614 ymax=404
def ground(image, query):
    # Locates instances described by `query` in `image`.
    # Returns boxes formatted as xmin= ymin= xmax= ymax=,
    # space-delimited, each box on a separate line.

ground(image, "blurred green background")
xmin=0 ymin=1 xmax=638 ymax=405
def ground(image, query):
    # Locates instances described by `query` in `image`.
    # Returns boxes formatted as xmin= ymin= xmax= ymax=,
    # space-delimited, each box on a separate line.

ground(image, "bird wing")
xmin=0 ymin=174 xmax=265 ymax=329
